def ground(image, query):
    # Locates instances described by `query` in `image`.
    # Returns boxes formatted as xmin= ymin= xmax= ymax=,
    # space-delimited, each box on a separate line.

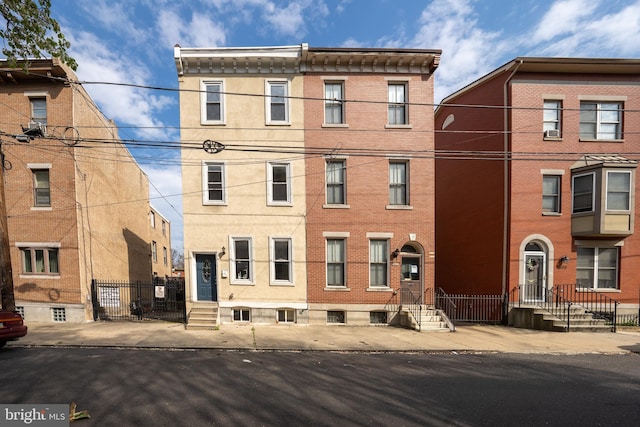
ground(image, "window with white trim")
xmin=579 ymin=102 xmax=622 ymax=140
xmin=606 ymin=171 xmax=631 ymax=211
xmin=163 ymin=247 xmax=168 ymax=266
xmin=572 ymin=173 xmax=594 ymax=213
xmin=543 ymin=100 xmax=561 ymax=135
xmin=326 ymin=238 xmax=345 ymax=287
xmin=203 ymin=162 xmax=225 ymax=204
xmin=268 ymin=162 xmax=291 ymax=204
xmin=388 ymin=83 xmax=408 ymax=125
xmin=20 ymin=247 xmax=59 ymax=275
xmin=271 ymin=237 xmax=292 ymax=283
xmin=231 ymin=237 xmax=253 ymax=282
xmin=389 ymin=161 xmax=409 ymax=205
xmin=233 ymin=308 xmax=250 ymax=322
xmin=324 ymin=82 xmax=344 ymax=124
xmin=32 ymin=169 xmax=50 ymax=207
xmin=266 ymin=81 xmax=289 ymax=123
xmin=277 ymin=308 xmax=296 ymax=323
xmin=152 ymin=241 xmax=157 ymax=262
xmin=326 ymin=160 xmax=345 ymax=204
xmin=369 ymin=239 xmax=389 ymax=287
xmin=542 ymin=175 xmax=561 ymax=213
xmin=201 ymin=81 xmax=224 ymax=123
xmin=576 ymin=247 xmax=618 ymax=289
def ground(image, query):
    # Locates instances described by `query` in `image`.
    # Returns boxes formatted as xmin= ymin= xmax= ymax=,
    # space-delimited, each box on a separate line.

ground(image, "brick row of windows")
xmin=543 ymin=99 xmax=623 ymax=140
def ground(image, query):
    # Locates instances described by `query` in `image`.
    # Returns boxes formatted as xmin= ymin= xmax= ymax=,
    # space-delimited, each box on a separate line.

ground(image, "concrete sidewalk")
xmin=8 ymin=320 xmax=640 ymax=354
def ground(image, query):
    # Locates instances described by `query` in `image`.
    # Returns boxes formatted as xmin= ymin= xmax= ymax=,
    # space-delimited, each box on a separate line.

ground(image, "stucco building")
xmin=0 ymin=59 xmax=155 ymax=322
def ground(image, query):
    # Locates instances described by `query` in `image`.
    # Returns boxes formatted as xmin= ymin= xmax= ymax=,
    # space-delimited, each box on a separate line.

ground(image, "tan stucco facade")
xmin=176 ymin=46 xmax=307 ymax=324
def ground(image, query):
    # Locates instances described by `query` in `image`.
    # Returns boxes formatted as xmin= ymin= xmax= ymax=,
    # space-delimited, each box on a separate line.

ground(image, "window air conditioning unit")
xmin=544 ymin=129 xmax=560 ymax=138
xmin=21 ymin=121 xmax=47 ymax=138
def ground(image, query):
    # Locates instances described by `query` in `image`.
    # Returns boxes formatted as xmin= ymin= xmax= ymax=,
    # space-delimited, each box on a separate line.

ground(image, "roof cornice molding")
xmin=174 ymin=44 xmax=441 ymax=76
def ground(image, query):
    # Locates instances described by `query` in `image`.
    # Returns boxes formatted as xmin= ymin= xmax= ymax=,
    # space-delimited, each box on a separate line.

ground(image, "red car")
xmin=0 ymin=310 xmax=28 ymax=348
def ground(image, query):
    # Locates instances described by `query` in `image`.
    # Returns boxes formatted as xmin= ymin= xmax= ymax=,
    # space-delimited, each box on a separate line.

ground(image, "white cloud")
xmin=157 ymin=9 xmax=226 ymax=48
xmin=531 ymin=0 xmax=600 ymax=43
xmin=77 ymin=0 xmax=150 ymax=45
xmin=410 ymin=0 xmax=504 ymax=102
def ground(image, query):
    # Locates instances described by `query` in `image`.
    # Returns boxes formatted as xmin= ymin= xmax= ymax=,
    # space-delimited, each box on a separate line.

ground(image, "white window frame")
xmin=201 ymin=80 xmax=225 ymax=124
xmin=326 ymin=159 xmax=346 ymax=205
xmin=29 ymin=96 xmax=48 ymax=125
xmin=267 ymin=162 xmax=292 ymax=205
xmin=579 ymin=101 xmax=622 ymax=140
xmin=230 ymin=236 xmax=254 ymax=284
xmin=324 ymin=81 xmax=344 ymax=124
xmin=270 ymin=237 xmax=293 ymax=285
xmin=277 ymin=308 xmax=296 ymax=323
xmin=543 ymin=100 xmax=561 ymax=134
xmin=606 ymin=170 xmax=631 ymax=212
xmin=150 ymin=211 xmax=156 ymax=228
xmin=369 ymin=239 xmax=389 ymax=288
xmin=163 ymin=247 xmax=168 ymax=266
xmin=32 ymin=168 xmax=51 ymax=207
xmin=232 ymin=308 xmax=251 ymax=322
xmin=572 ymin=172 xmax=595 ymax=214
xmin=576 ymin=247 xmax=619 ymax=290
xmin=265 ymin=80 xmax=290 ymax=124
xmin=152 ymin=241 xmax=157 ymax=263
xmin=388 ymin=82 xmax=408 ymax=125
xmin=202 ymin=161 xmax=226 ymax=205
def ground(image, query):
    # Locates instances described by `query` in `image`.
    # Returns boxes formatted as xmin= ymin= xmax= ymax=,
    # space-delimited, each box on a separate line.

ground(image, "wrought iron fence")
xmin=91 ymin=278 xmax=186 ymax=323
xmin=436 ymin=288 xmax=504 ymax=325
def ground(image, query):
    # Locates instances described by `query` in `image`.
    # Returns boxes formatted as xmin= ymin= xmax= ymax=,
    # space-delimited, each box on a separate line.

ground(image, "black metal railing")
xmin=91 ymin=278 xmax=186 ymax=323
xmin=508 ymin=284 xmax=576 ymax=331
xmin=554 ymin=284 xmax=619 ymax=332
xmin=436 ymin=288 xmax=504 ymax=325
xmin=384 ymin=287 xmax=424 ymax=330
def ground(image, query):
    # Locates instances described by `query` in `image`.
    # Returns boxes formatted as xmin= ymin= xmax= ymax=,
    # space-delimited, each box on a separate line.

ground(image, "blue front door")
xmin=196 ymin=254 xmax=217 ymax=301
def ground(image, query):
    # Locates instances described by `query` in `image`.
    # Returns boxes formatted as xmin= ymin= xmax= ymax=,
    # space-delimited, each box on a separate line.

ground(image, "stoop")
xmin=187 ymin=303 xmax=218 ymax=330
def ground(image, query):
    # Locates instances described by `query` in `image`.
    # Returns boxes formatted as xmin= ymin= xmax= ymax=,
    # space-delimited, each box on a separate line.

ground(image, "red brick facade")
xmin=435 ymin=58 xmax=640 ymax=313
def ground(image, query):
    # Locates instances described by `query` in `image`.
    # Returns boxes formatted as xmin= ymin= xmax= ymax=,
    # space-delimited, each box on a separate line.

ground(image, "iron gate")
xmin=91 ymin=278 xmax=186 ymax=323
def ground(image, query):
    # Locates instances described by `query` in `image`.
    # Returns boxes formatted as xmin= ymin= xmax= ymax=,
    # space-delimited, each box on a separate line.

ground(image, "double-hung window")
xmin=30 ymin=97 xmax=47 ymax=125
xmin=203 ymin=162 xmax=225 ymax=204
xmin=326 ymin=160 xmax=346 ymax=205
xmin=388 ymin=83 xmax=408 ymax=125
xmin=369 ymin=240 xmax=389 ymax=287
xmin=576 ymin=247 xmax=618 ymax=289
xmin=579 ymin=102 xmax=622 ymax=140
xmin=572 ymin=173 xmax=594 ymax=213
xmin=324 ymin=82 xmax=344 ymax=124
xmin=326 ymin=239 xmax=345 ymax=287
xmin=542 ymin=175 xmax=561 ymax=214
xmin=20 ymin=246 xmax=59 ymax=275
xmin=543 ymin=100 xmax=561 ymax=137
xmin=389 ymin=161 xmax=409 ymax=205
xmin=163 ymin=247 xmax=168 ymax=266
xmin=32 ymin=169 xmax=51 ymax=207
xmin=231 ymin=237 xmax=253 ymax=282
xmin=606 ymin=171 xmax=631 ymax=211
xmin=201 ymin=81 xmax=224 ymax=124
xmin=271 ymin=237 xmax=292 ymax=283
xmin=268 ymin=162 xmax=291 ymax=204
xmin=152 ymin=241 xmax=157 ymax=263
xmin=266 ymin=81 xmax=289 ymax=123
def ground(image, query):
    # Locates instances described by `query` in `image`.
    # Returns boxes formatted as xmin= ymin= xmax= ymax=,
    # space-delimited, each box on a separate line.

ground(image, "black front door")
xmin=196 ymin=254 xmax=217 ymax=301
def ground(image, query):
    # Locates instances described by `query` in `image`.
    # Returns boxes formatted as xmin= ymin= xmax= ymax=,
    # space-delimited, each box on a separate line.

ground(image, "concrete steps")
xmin=398 ymin=307 xmax=453 ymax=332
xmin=510 ymin=306 xmax=613 ymax=332
xmin=187 ymin=303 xmax=218 ymax=330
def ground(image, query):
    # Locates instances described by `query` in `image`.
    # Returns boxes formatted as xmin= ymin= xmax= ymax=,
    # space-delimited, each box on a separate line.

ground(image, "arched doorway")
xmin=399 ymin=243 xmax=423 ymax=304
xmin=523 ymin=242 xmax=547 ymax=303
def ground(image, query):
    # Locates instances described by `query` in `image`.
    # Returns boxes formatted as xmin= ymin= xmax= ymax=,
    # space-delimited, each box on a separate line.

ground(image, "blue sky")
xmin=48 ymin=0 xmax=640 ymax=252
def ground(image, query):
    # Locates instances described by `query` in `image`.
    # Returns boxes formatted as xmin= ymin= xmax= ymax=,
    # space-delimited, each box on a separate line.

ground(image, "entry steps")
xmin=399 ymin=307 xmax=454 ymax=332
xmin=186 ymin=303 xmax=218 ymax=330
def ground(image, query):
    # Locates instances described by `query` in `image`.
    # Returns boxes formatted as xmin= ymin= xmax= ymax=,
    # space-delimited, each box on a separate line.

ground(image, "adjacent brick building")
xmin=435 ymin=57 xmax=640 ymax=316
xmin=0 ymin=59 xmax=157 ymax=322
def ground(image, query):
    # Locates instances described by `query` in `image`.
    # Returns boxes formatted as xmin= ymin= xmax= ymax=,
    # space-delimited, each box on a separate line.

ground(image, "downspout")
xmin=501 ymin=59 xmax=523 ymax=295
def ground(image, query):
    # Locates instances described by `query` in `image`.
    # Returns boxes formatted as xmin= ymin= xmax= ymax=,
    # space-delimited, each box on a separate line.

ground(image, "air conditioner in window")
xmin=21 ymin=121 xmax=47 ymax=138
xmin=544 ymin=129 xmax=560 ymax=138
